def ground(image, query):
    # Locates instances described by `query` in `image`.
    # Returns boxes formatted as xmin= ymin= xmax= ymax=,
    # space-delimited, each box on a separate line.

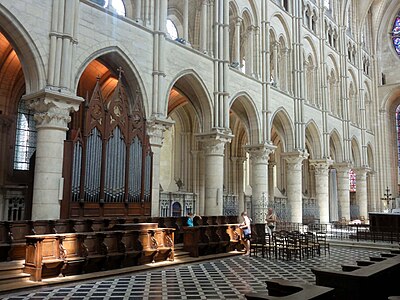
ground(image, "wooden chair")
xmin=316 ymin=231 xmax=330 ymax=255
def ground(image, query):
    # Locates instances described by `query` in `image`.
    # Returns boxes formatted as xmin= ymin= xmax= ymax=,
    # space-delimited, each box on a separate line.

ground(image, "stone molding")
xmin=244 ymin=143 xmax=276 ymax=164
xmin=282 ymin=150 xmax=309 ymax=171
xmin=146 ymin=116 xmax=175 ymax=147
xmin=333 ymin=162 xmax=353 ymax=177
xmin=196 ymin=128 xmax=233 ymax=156
xmin=310 ymin=158 xmax=334 ymax=176
xmin=23 ymin=87 xmax=83 ymax=130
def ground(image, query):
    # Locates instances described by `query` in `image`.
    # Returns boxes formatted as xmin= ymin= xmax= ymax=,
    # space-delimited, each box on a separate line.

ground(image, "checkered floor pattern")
xmin=2 ymin=246 xmax=389 ymax=300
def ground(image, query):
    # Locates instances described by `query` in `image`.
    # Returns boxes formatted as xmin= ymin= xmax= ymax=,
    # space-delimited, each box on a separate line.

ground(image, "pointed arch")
xmin=0 ymin=3 xmax=46 ymax=93
xmin=271 ymin=12 xmax=292 ymax=47
xmin=329 ymin=129 xmax=343 ymax=163
xmin=74 ymin=46 xmax=149 ymax=117
xmin=351 ymin=137 xmax=362 ymax=168
xmin=270 ymin=108 xmax=295 ymax=152
xmin=166 ymin=69 xmax=213 ymax=132
xmin=229 ymin=91 xmax=261 ymax=144
xmin=305 ymin=121 xmax=323 ymax=159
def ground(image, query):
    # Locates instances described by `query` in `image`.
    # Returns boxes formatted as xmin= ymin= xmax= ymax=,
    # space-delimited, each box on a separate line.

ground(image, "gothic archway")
xmin=61 ymin=58 xmax=152 ymax=218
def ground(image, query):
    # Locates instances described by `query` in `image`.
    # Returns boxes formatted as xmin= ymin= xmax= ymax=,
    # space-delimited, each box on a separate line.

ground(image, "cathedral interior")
xmin=0 ymin=0 xmax=400 ymax=299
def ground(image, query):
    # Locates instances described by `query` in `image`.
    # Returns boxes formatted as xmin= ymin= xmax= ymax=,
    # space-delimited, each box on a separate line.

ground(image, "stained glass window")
xmin=14 ymin=100 xmax=37 ymax=170
xmin=349 ymin=169 xmax=356 ymax=192
xmin=392 ymin=14 xmax=400 ymax=55
xmin=396 ymin=105 xmax=400 ymax=178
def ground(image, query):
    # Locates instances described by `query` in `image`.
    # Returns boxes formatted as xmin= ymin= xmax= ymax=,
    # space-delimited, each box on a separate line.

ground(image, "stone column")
xmin=23 ymin=88 xmax=83 ymax=220
xmin=200 ymin=0 xmax=208 ymax=53
xmin=282 ymin=151 xmax=308 ymax=223
xmin=310 ymin=159 xmax=333 ymax=224
xmin=335 ymin=163 xmax=352 ymax=221
xmin=368 ymin=171 xmax=377 ymax=212
xmin=183 ymin=0 xmax=189 ymax=42
xmin=272 ymin=42 xmax=279 ymax=84
xmin=147 ymin=116 xmax=174 ymax=217
xmin=245 ymin=26 xmax=254 ymax=75
xmin=196 ymin=130 xmax=232 ymax=216
xmin=268 ymin=161 xmax=275 ymax=204
xmin=355 ymin=167 xmax=369 ymax=220
xmin=234 ymin=17 xmax=242 ymax=65
xmin=134 ymin=0 xmax=142 ymax=23
xmin=245 ymin=144 xmax=275 ymax=223
xmin=236 ymin=157 xmax=246 ymax=218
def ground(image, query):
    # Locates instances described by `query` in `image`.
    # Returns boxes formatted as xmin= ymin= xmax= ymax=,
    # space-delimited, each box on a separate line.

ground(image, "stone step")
xmin=0 ymin=260 xmax=25 ymax=276
xmin=0 ymin=272 xmax=31 ymax=285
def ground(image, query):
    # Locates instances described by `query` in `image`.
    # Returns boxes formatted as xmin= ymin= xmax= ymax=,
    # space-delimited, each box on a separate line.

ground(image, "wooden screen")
xmin=61 ymin=75 xmax=152 ymax=218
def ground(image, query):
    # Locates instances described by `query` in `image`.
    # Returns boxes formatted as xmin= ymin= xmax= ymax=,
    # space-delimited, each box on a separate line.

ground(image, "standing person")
xmin=186 ymin=212 xmax=201 ymax=227
xmin=266 ymin=207 xmax=277 ymax=234
xmin=239 ymin=211 xmax=251 ymax=255
xmin=187 ymin=212 xmax=194 ymax=227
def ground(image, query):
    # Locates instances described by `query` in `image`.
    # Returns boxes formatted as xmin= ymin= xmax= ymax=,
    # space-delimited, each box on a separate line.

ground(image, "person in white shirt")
xmin=266 ymin=207 xmax=277 ymax=234
xmin=239 ymin=211 xmax=251 ymax=255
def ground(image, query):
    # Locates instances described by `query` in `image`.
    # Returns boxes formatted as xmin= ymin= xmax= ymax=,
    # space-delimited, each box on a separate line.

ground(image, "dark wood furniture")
xmin=23 ymin=227 xmax=175 ymax=281
xmin=245 ymin=279 xmax=335 ymax=300
xmin=312 ymin=254 xmax=400 ymax=300
xmin=369 ymin=212 xmax=400 ymax=232
xmin=183 ymin=224 xmax=241 ymax=257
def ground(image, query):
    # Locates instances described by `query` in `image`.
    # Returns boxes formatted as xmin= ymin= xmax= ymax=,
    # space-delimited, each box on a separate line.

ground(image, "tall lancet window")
xmin=14 ymin=100 xmax=37 ymax=170
xmin=349 ymin=169 xmax=356 ymax=192
xmin=396 ymin=106 xmax=400 ymax=179
xmin=392 ymin=13 xmax=400 ymax=56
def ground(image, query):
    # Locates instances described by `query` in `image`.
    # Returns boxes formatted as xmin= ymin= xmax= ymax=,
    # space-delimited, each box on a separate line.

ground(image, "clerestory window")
xmin=167 ymin=19 xmax=178 ymax=40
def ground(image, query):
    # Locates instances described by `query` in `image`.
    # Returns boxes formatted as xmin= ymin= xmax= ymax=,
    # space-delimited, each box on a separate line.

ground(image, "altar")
xmin=369 ymin=212 xmax=400 ymax=232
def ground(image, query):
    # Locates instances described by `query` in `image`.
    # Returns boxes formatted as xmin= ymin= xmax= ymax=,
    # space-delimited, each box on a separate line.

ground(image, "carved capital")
xmin=146 ymin=116 xmax=175 ymax=147
xmin=310 ymin=159 xmax=333 ymax=176
xmin=196 ymin=128 xmax=233 ymax=156
xmin=23 ymin=87 xmax=83 ymax=130
xmin=334 ymin=162 xmax=353 ymax=177
xmin=354 ymin=166 xmax=370 ymax=181
xmin=245 ymin=143 xmax=276 ymax=164
xmin=282 ymin=150 xmax=309 ymax=171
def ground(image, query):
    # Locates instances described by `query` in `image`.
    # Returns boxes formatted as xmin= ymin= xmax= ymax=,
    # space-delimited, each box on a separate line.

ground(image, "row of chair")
xmin=250 ymin=229 xmax=330 ymax=260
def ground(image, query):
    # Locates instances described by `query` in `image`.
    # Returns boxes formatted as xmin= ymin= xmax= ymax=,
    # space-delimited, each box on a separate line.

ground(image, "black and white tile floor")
xmin=1 ymin=246 xmax=389 ymax=300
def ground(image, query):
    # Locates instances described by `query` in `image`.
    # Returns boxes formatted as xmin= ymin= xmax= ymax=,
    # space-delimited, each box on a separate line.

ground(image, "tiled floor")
xmin=1 ymin=246 xmax=390 ymax=300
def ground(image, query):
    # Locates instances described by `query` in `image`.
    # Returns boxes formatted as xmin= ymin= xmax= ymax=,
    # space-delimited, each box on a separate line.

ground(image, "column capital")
xmin=244 ymin=143 xmax=276 ymax=163
xmin=146 ymin=115 xmax=175 ymax=147
xmin=333 ymin=162 xmax=353 ymax=175
xmin=23 ymin=87 xmax=83 ymax=130
xmin=354 ymin=166 xmax=370 ymax=180
xmin=282 ymin=150 xmax=309 ymax=170
xmin=196 ymin=128 xmax=233 ymax=156
xmin=309 ymin=158 xmax=333 ymax=174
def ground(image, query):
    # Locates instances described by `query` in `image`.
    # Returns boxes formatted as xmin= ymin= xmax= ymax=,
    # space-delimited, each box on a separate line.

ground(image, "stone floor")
xmin=1 ymin=245 xmax=391 ymax=300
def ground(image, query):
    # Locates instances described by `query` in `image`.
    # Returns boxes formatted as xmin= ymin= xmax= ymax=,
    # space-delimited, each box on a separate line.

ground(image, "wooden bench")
xmin=245 ymin=279 xmax=335 ymax=300
xmin=23 ymin=227 xmax=175 ymax=281
xmin=24 ymin=234 xmax=66 ymax=281
xmin=183 ymin=224 xmax=241 ymax=257
xmin=312 ymin=254 xmax=400 ymax=300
